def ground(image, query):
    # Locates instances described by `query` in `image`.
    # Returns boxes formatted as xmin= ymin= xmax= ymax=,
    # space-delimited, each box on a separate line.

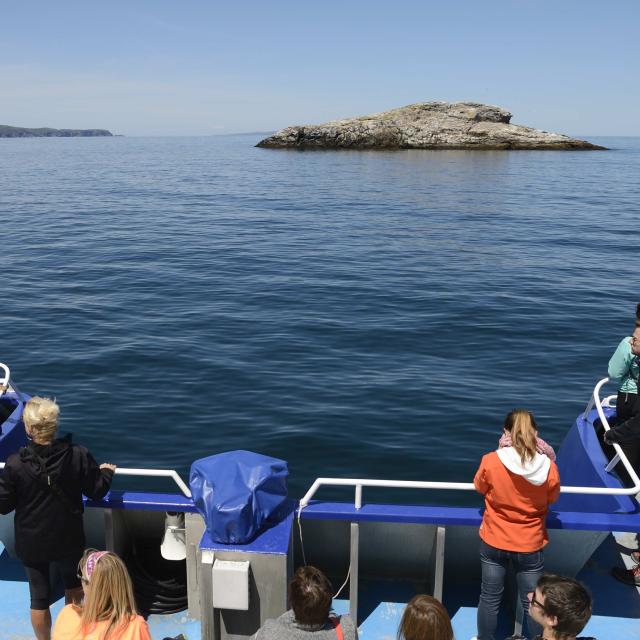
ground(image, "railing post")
xmin=355 ymin=484 xmax=362 ymax=510
xmin=349 ymin=522 xmax=359 ymax=624
xmin=583 ymin=394 xmax=595 ymax=420
xmin=606 ymin=453 xmax=621 ymax=473
xmin=433 ymin=526 xmax=445 ymax=602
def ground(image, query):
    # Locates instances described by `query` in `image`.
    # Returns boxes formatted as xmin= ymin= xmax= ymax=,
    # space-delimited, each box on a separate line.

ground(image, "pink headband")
xmin=85 ymin=551 xmax=109 ymax=580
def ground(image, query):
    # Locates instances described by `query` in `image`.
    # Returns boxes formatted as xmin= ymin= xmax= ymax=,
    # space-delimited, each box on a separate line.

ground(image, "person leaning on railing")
xmin=473 ymin=409 xmax=560 ymax=640
xmin=0 ymin=397 xmax=116 ymax=640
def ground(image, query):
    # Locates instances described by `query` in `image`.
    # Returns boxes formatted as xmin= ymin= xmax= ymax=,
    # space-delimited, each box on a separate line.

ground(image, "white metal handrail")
xmin=0 ymin=462 xmax=192 ymax=498
xmin=299 ymin=377 xmax=640 ymax=509
xmin=0 ymin=363 xmax=9 ymax=399
xmin=590 ymin=376 xmax=640 ymax=493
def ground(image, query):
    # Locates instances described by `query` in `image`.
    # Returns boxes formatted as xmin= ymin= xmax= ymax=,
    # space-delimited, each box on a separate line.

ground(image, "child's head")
xmin=398 ymin=594 xmax=453 ymax=640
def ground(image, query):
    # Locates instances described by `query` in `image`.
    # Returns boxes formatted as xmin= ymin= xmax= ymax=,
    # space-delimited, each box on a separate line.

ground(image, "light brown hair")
xmin=397 ymin=594 xmax=453 ymax=640
xmin=23 ymin=397 xmax=59 ymax=444
xmin=504 ymin=409 xmax=538 ymax=465
xmin=77 ymin=549 xmax=138 ymax=640
xmin=289 ymin=565 xmax=333 ymax=626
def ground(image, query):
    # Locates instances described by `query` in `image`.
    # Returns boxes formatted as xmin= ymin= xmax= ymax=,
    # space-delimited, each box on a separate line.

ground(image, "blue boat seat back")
xmin=554 ymin=409 xmax=637 ymax=514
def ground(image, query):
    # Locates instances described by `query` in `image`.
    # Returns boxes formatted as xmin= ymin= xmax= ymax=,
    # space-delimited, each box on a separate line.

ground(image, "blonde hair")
xmin=504 ymin=409 xmax=538 ymax=464
xmin=77 ymin=549 xmax=138 ymax=640
xmin=23 ymin=397 xmax=59 ymax=444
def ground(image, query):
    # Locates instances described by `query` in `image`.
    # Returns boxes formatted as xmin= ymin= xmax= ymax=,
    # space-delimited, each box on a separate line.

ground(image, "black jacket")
xmin=0 ymin=435 xmax=113 ymax=564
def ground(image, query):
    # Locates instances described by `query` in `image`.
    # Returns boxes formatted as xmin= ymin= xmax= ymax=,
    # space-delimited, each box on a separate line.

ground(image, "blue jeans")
xmin=477 ymin=540 xmax=544 ymax=640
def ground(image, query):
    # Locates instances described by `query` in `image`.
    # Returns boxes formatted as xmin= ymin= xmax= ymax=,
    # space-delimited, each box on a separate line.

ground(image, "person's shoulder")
xmin=255 ymin=613 xmax=290 ymax=639
xmin=69 ymin=441 xmax=88 ymax=455
xmin=616 ymin=336 xmax=632 ymax=351
xmin=5 ymin=450 xmax=22 ymax=468
xmin=127 ymin=615 xmax=151 ymax=638
xmin=58 ymin=603 xmax=80 ymax=618
xmin=68 ymin=442 xmax=93 ymax=462
xmin=271 ymin=610 xmax=296 ymax=628
xmin=53 ymin=604 xmax=82 ymax=633
xmin=337 ymin=614 xmax=357 ymax=636
xmin=481 ymin=450 xmax=500 ymax=465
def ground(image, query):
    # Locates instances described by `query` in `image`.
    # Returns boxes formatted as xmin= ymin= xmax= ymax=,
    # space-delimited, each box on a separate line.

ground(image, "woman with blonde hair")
xmin=0 ymin=397 xmax=115 ymax=640
xmin=53 ymin=549 xmax=151 ymax=640
xmin=474 ymin=409 xmax=560 ymax=640
xmin=397 ymin=594 xmax=453 ymax=640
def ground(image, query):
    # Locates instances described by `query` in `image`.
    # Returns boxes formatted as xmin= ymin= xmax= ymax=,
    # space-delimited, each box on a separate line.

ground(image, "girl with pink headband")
xmin=53 ymin=549 xmax=151 ymax=640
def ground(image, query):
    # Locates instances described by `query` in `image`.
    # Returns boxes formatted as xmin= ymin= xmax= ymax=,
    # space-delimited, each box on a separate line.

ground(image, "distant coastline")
xmin=0 ymin=125 xmax=113 ymax=138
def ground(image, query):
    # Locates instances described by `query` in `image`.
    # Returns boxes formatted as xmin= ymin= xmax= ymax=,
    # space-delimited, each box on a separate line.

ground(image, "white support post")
xmin=355 ymin=484 xmax=362 ymax=510
xmin=606 ymin=453 xmax=621 ymax=473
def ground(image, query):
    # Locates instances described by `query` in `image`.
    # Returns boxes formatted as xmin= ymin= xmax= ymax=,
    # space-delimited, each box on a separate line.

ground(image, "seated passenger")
xmin=528 ymin=574 xmax=594 ymax=640
xmin=474 ymin=409 xmax=560 ymax=640
xmin=53 ymin=549 xmax=151 ymax=640
xmin=398 ymin=594 xmax=453 ymax=640
xmin=604 ymin=312 xmax=640 ymax=461
xmin=0 ymin=397 xmax=116 ymax=640
xmin=255 ymin=565 xmax=358 ymax=639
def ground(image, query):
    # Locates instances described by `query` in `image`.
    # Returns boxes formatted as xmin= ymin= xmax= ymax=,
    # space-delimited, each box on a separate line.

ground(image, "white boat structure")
xmin=0 ymin=363 xmax=639 ymax=639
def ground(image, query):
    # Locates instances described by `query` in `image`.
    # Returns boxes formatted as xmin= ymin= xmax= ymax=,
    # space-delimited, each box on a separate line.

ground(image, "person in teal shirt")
xmin=604 ymin=310 xmax=640 ymax=474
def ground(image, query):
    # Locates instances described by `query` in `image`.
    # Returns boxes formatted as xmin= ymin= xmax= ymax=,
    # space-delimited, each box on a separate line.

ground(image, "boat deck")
xmin=1 ymin=532 xmax=638 ymax=639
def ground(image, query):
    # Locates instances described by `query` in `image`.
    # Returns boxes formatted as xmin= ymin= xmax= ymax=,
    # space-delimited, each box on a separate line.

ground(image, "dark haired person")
xmin=528 ymin=574 xmax=595 ymax=640
xmin=397 ymin=594 xmax=453 ymax=640
xmin=0 ymin=397 xmax=115 ymax=640
xmin=256 ymin=565 xmax=357 ymax=639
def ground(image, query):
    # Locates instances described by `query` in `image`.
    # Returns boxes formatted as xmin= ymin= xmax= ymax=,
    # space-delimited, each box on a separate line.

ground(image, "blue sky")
xmin=2 ymin=1 xmax=638 ymax=136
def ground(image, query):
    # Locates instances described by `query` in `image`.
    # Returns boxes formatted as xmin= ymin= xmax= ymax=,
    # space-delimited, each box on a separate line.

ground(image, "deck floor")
xmin=1 ymin=533 xmax=638 ymax=639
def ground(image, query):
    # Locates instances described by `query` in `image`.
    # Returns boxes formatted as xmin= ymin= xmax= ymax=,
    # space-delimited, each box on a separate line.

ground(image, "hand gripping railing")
xmin=0 ymin=462 xmax=192 ymax=498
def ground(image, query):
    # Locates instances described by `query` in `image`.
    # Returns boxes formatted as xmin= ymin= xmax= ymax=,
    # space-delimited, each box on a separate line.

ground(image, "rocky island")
xmin=0 ymin=125 xmax=113 ymax=138
xmin=257 ymin=102 xmax=605 ymax=150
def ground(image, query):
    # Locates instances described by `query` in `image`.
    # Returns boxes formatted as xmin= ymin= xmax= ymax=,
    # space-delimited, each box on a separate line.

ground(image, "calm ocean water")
xmin=1 ymin=135 xmax=638 ymax=503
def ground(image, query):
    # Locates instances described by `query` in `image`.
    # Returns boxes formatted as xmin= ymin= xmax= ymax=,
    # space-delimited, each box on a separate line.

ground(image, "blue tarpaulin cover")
xmin=189 ymin=450 xmax=288 ymax=544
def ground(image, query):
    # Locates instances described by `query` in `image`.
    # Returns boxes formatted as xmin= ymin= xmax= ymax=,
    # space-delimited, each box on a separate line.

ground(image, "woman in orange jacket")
xmin=474 ymin=409 xmax=560 ymax=640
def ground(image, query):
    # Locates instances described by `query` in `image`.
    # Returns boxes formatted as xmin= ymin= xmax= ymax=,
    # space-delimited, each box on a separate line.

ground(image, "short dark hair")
xmin=398 ymin=594 xmax=453 ymax=640
xmin=289 ymin=566 xmax=333 ymax=626
xmin=635 ymin=303 xmax=640 ymax=327
xmin=537 ymin=574 xmax=592 ymax=638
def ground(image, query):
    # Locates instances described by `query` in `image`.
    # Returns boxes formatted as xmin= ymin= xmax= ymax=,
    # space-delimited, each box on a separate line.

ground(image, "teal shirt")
xmin=608 ymin=337 xmax=639 ymax=394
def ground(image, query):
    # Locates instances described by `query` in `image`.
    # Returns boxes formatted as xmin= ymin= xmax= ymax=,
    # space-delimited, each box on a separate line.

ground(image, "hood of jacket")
xmin=19 ymin=434 xmax=74 ymax=481
xmin=496 ymin=447 xmax=551 ymax=486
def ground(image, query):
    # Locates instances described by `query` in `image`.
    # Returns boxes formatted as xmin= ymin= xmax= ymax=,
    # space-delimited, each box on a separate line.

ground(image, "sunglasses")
xmin=76 ymin=571 xmax=89 ymax=585
xmin=529 ymin=596 xmax=546 ymax=613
